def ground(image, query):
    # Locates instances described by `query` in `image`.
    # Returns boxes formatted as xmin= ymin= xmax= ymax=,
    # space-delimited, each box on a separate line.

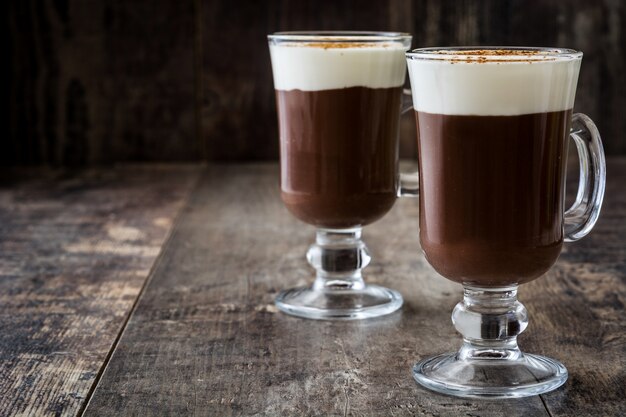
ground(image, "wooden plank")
xmin=0 ymin=166 xmax=200 ymax=416
xmin=83 ymin=163 xmax=620 ymax=416
xmin=6 ymin=0 xmax=198 ymax=166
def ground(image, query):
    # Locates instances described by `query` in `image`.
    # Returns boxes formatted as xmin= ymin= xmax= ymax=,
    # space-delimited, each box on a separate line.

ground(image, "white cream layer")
xmin=269 ymin=43 xmax=408 ymax=91
xmin=407 ymin=58 xmax=581 ymax=115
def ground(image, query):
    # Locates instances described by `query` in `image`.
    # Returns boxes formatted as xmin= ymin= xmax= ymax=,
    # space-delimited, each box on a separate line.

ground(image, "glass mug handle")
xmin=564 ymin=113 xmax=607 ymax=241
xmin=398 ymin=88 xmax=420 ymax=197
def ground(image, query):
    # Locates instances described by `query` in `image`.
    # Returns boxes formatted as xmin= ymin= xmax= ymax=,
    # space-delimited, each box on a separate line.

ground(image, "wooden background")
xmin=6 ymin=0 xmax=626 ymax=166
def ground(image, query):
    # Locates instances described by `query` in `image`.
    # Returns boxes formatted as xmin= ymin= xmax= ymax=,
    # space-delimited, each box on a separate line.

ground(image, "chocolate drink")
xmin=277 ymin=86 xmax=402 ymax=228
xmin=407 ymin=49 xmax=581 ymax=286
xmin=416 ymin=110 xmax=571 ymax=286
xmin=269 ymin=41 xmax=408 ymax=228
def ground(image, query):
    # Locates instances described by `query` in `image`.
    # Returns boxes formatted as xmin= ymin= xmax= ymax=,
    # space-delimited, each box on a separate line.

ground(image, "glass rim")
xmin=268 ymin=31 xmax=412 ymax=43
xmin=406 ymin=46 xmax=583 ymax=62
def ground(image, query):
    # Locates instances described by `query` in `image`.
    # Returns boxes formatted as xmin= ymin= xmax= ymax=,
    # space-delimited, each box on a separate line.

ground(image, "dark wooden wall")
xmin=6 ymin=0 xmax=626 ymax=166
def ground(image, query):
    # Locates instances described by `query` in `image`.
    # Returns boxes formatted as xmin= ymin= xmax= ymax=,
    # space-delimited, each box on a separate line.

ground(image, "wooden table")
xmin=1 ymin=161 xmax=624 ymax=417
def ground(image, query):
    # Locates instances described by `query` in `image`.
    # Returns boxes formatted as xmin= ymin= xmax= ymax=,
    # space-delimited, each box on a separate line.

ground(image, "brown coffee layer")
xmin=277 ymin=86 xmax=402 ymax=229
xmin=416 ymin=110 xmax=571 ymax=286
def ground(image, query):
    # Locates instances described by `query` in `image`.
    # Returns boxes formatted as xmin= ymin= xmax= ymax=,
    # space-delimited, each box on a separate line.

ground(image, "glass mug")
xmin=406 ymin=47 xmax=606 ymax=398
xmin=268 ymin=32 xmax=418 ymax=320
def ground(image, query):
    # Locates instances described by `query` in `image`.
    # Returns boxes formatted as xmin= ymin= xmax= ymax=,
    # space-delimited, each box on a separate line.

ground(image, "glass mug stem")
xmin=453 ymin=286 xmax=527 ymax=362
xmin=308 ymin=228 xmax=369 ymax=291
xmin=275 ymin=226 xmax=403 ymax=320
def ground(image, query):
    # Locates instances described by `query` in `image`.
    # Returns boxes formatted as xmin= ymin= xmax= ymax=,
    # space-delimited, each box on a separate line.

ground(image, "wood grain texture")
xmin=83 ymin=159 xmax=625 ymax=416
xmin=0 ymin=166 xmax=200 ymax=417
xmin=7 ymin=0 xmax=198 ymax=166
xmin=7 ymin=0 xmax=626 ymax=166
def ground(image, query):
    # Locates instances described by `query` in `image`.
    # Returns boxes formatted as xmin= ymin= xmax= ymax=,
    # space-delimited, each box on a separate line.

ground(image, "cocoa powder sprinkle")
xmin=280 ymin=42 xmax=397 ymax=49
xmin=426 ymin=49 xmax=562 ymax=63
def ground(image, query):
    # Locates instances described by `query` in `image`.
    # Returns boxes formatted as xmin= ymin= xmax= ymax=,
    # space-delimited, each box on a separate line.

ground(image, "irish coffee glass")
xmin=268 ymin=32 xmax=414 ymax=320
xmin=406 ymin=47 xmax=606 ymax=398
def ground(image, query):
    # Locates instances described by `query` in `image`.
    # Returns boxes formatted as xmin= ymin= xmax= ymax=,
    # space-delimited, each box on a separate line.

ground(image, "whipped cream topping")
xmin=270 ymin=42 xmax=408 ymax=91
xmin=407 ymin=50 xmax=581 ymax=115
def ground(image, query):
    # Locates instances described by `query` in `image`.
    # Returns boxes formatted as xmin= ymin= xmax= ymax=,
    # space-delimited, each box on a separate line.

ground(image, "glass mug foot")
xmin=412 ymin=286 xmax=568 ymax=398
xmin=275 ymin=227 xmax=403 ymax=320
xmin=276 ymin=284 xmax=403 ymax=320
xmin=413 ymin=352 xmax=567 ymax=399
